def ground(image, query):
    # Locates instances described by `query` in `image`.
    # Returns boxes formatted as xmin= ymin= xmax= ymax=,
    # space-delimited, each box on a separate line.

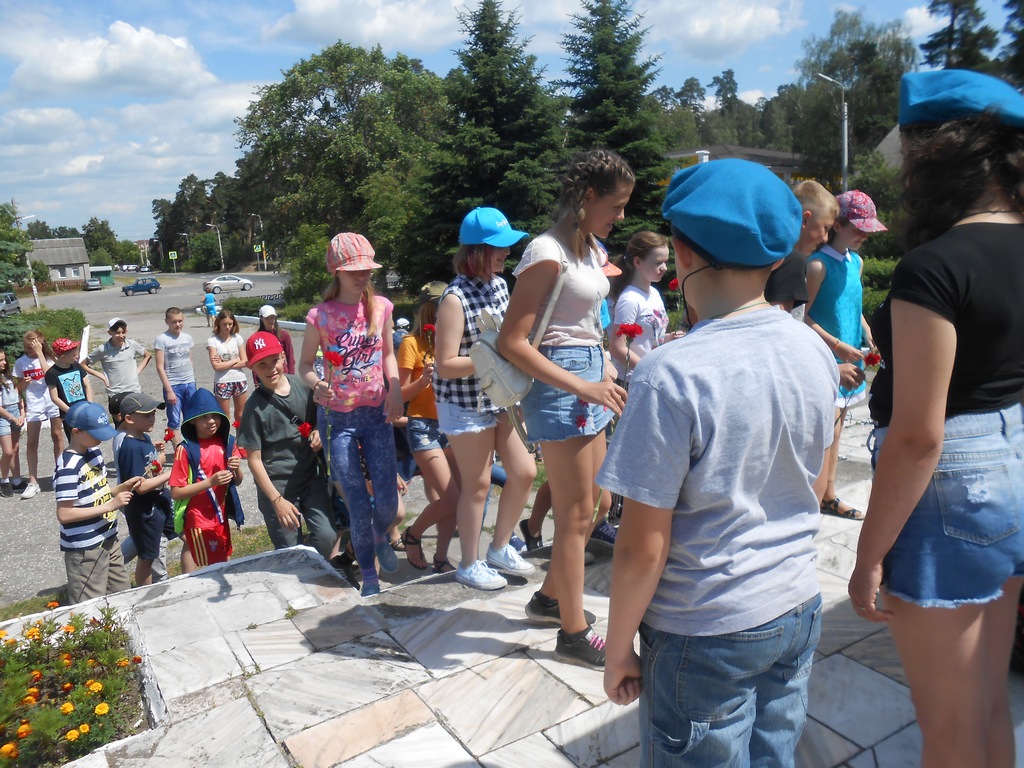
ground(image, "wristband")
xmin=272 ymin=495 xmax=283 ymax=505
xmin=832 ymin=338 xmax=841 ymax=350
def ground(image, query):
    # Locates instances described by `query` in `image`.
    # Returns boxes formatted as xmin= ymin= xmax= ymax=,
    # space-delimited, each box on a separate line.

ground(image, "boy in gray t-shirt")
xmin=81 ymin=317 xmax=152 ymax=419
xmin=599 ymin=159 xmax=838 ymax=767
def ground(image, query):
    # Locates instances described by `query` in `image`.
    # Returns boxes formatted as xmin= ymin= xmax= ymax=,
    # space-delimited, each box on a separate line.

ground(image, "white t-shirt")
xmin=612 ymin=285 xmax=669 ymax=381
xmin=206 ymin=333 xmax=247 ymax=385
xmin=153 ymin=332 xmax=195 ymax=386
xmin=14 ymin=355 xmax=52 ymax=415
xmin=512 ymin=234 xmax=608 ymax=347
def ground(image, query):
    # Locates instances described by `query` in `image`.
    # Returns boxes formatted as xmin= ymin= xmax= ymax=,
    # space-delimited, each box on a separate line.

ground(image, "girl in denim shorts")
xmin=206 ymin=309 xmax=249 ymax=426
xmin=14 ymin=330 xmax=62 ymax=500
xmin=498 ymin=149 xmax=632 ymax=668
xmin=433 ymin=208 xmax=537 ymax=592
xmin=0 ymin=349 xmax=25 ymax=496
xmin=849 ymin=70 xmax=1024 ymax=766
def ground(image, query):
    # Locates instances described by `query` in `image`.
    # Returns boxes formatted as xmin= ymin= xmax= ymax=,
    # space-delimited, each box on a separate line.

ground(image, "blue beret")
xmin=899 ymin=69 xmax=1024 ymax=129
xmin=661 ymin=159 xmax=801 ymax=268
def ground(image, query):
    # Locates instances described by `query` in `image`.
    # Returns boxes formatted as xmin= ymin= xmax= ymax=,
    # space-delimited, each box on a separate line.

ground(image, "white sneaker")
xmin=486 ymin=543 xmax=535 ymax=575
xmin=20 ymin=482 xmax=40 ymax=500
xmin=455 ymin=560 xmax=507 ymax=591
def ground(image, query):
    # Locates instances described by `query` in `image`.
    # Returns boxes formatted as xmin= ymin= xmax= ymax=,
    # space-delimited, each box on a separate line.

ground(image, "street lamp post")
xmin=175 ymin=232 xmax=190 ymax=275
xmin=205 ymin=223 xmax=225 ymax=271
xmin=817 ymin=72 xmax=849 ymax=193
xmin=16 ymin=213 xmax=40 ymax=309
xmin=248 ymin=213 xmax=267 ymax=271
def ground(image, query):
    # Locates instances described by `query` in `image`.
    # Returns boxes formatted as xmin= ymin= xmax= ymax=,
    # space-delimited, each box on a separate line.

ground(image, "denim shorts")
xmin=436 ymin=400 xmax=499 ymax=436
xmin=0 ymin=403 xmax=20 ymax=437
xmin=871 ymin=403 xmax=1024 ymax=607
xmin=639 ymin=594 xmax=821 ymax=767
xmin=521 ymin=346 xmax=612 ymax=443
xmin=407 ymin=416 xmax=448 ymax=453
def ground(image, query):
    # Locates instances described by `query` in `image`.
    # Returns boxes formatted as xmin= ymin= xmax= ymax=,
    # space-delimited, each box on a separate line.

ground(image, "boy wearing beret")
xmin=599 ymin=159 xmax=839 ymax=766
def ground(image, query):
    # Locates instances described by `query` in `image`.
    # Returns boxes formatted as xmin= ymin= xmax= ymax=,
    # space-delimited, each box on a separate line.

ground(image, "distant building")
xmin=665 ymin=144 xmax=805 ymax=183
xmin=28 ymin=238 xmax=91 ymax=283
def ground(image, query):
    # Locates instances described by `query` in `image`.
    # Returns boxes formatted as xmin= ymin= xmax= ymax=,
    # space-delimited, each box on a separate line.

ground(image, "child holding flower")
xmin=237 ymin=331 xmax=335 ymax=560
xmin=115 ymin=393 xmax=173 ymax=586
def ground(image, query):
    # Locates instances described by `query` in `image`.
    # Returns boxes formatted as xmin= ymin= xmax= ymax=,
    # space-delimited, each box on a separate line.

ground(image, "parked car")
xmin=202 ymin=275 xmax=253 ymax=293
xmin=139 ymin=265 xmax=154 ymax=273
xmin=84 ymin=278 xmax=102 ymax=291
xmin=0 ymin=292 xmax=21 ymax=317
xmin=121 ymin=277 xmax=161 ymax=296
xmin=124 ymin=264 xmax=139 ymax=272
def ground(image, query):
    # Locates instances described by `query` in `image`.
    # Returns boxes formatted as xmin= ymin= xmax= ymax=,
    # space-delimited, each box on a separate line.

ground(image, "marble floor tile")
xmin=846 ymin=723 xmax=921 ymax=767
xmin=339 ymin=722 xmax=479 ymax=767
xmin=417 ymin=653 xmax=591 ymax=755
xmin=165 ymin=678 xmax=248 ymax=725
xmin=63 ymin=752 xmax=109 ymax=768
xmin=284 ymin=689 xmax=434 ymax=767
xmin=583 ymin=560 xmax=613 ymax=597
xmin=291 ymin=600 xmax=387 ymax=650
xmin=246 ymin=631 xmax=431 ymax=741
xmin=389 ymin=600 xmax=537 ymax=678
xmin=815 ymin=528 xmax=862 ymax=582
xmin=816 ymin=599 xmax=886 ymax=657
xmin=134 ymin=600 xmax=223 ymax=654
xmin=104 ymin=695 xmax=288 ymax=767
xmin=796 ymin=717 xmax=861 ymax=768
xmin=206 ymin=585 xmax=289 ymax=633
xmin=544 ymin=700 xmax=640 ymax=767
xmin=525 ymin=637 xmax=608 ymax=705
xmin=602 ymin=746 xmax=640 ymax=767
xmin=817 ymin=568 xmax=853 ymax=609
xmin=808 ymin=654 xmax=915 ymax=748
xmin=841 ymin=627 xmax=906 ymax=687
xmin=479 ymin=733 xmax=577 ymax=768
xmin=149 ymin=635 xmax=245 ymax=699
xmin=237 ymin=618 xmax=315 ymax=670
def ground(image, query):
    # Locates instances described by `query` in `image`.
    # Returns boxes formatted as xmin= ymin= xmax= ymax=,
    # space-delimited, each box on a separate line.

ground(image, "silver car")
xmin=202 ymin=275 xmax=253 ymax=294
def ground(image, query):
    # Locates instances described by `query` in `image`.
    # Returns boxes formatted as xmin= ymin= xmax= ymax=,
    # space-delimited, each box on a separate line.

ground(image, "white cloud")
xmin=641 ymin=0 xmax=804 ymax=62
xmin=903 ymin=6 xmax=945 ymax=39
xmin=740 ymin=89 xmax=766 ymax=105
xmin=8 ymin=21 xmax=216 ymax=97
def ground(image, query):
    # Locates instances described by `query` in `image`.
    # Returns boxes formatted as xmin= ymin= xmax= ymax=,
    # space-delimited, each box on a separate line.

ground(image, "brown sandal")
xmin=820 ymin=497 xmax=865 ymax=521
xmin=432 ymin=557 xmax=455 ymax=574
xmin=401 ymin=529 xmax=429 ymax=570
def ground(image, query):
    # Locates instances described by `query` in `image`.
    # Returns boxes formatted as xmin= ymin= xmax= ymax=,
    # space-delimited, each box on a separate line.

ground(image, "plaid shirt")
xmin=433 ymin=274 xmax=509 ymax=413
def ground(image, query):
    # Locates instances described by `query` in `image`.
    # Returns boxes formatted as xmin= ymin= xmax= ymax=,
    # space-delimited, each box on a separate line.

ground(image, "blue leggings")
xmin=320 ymin=405 xmax=398 ymax=583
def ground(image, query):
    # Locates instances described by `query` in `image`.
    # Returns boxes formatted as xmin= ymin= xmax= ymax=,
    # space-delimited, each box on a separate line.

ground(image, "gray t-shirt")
xmin=598 ymin=308 xmax=838 ymax=636
xmin=153 ymin=332 xmax=195 ymax=386
xmin=236 ymin=375 xmax=324 ymax=498
xmin=88 ymin=339 xmax=147 ymax=395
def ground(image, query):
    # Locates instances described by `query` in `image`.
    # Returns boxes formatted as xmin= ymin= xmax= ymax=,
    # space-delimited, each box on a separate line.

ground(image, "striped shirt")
xmin=433 ymin=273 xmax=509 ymax=413
xmin=54 ymin=446 xmax=117 ymax=551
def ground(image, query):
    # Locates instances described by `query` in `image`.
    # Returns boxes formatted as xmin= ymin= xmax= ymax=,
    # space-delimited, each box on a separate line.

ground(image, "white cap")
xmin=396 ymin=318 xmax=410 ymax=328
xmin=258 ymin=305 xmax=277 ymax=318
xmin=108 ymin=317 xmax=126 ymax=329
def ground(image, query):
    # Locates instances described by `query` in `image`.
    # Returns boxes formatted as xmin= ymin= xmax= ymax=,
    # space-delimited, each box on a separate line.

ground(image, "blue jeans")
xmin=640 ymin=594 xmax=822 ymax=768
xmin=320 ymin=405 xmax=398 ymax=581
xmin=165 ymin=381 xmax=197 ymax=429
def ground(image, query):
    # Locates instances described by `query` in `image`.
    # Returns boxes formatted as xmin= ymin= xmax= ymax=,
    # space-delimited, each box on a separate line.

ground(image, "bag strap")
xmin=529 ymin=255 xmax=569 ymax=351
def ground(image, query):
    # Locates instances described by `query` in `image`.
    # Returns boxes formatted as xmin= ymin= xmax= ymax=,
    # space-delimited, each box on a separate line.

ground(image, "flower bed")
xmin=0 ymin=604 xmax=147 ymax=766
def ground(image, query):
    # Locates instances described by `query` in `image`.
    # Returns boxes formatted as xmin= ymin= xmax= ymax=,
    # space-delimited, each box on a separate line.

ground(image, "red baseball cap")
xmin=246 ymin=331 xmax=284 ymax=368
xmin=52 ymin=338 xmax=80 ymax=355
xmin=326 ymin=233 xmax=382 ymax=273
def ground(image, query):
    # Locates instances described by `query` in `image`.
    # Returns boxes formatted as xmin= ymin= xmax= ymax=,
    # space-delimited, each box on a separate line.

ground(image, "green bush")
xmin=863 ymin=288 xmax=888 ymax=320
xmin=861 ymin=258 xmax=896 ymax=292
xmin=0 ymin=308 xmax=88 ymax=354
xmin=221 ymin=297 xmax=266 ymax=317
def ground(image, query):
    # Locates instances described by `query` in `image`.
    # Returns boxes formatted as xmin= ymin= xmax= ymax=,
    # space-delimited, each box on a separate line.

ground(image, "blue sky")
xmin=0 ymin=0 xmax=1010 ymax=242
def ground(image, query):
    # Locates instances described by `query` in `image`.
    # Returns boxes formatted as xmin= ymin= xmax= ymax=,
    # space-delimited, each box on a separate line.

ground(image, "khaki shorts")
xmin=64 ymin=535 xmax=131 ymax=604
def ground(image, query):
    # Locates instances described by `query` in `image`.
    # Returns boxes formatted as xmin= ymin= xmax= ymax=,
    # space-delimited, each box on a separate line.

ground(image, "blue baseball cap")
xmin=65 ymin=401 xmax=118 ymax=441
xmin=459 ymin=207 xmax=528 ymax=247
xmin=899 ymin=69 xmax=1024 ymax=129
xmin=662 ymin=159 xmax=802 ymax=268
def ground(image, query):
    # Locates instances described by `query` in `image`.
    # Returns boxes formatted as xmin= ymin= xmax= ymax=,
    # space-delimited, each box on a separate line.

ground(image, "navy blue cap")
xmin=459 ymin=207 xmax=528 ymax=247
xmin=65 ymin=401 xmax=118 ymax=441
xmin=899 ymin=70 xmax=1024 ymax=129
xmin=662 ymin=159 xmax=801 ymax=268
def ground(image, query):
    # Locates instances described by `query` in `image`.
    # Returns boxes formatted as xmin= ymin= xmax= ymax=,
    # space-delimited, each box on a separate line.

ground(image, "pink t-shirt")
xmin=306 ymin=296 xmax=394 ymax=412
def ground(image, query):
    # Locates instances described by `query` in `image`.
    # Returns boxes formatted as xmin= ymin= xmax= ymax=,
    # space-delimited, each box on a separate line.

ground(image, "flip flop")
xmin=401 ymin=529 xmax=429 ymax=570
xmin=820 ymin=497 xmax=866 ymax=521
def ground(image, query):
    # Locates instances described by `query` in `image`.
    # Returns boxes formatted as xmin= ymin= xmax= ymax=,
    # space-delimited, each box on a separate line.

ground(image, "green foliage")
xmin=89 ymin=247 xmax=113 ymax=267
xmin=921 ymin=0 xmax=998 ymax=69
xmin=185 ymin=231 xmax=223 ymax=272
xmin=0 ymin=261 xmax=28 ymax=289
xmin=81 ymin=218 xmax=119 ymax=257
xmin=30 ymin=260 xmax=49 ymax=283
xmin=1003 ymin=0 xmax=1024 ymax=85
xmin=861 ymin=258 xmax=897 ymax=291
xmin=282 ymin=223 xmax=332 ymax=305
xmin=0 ymin=308 xmax=88 ymax=357
xmin=851 ymin=151 xmax=904 ymax=261
xmin=560 ymin=0 xmax=674 ymax=247
xmin=0 ymin=203 xmax=31 ymax=269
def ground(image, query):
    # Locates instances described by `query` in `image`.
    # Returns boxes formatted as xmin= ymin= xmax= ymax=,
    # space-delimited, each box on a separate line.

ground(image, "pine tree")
xmin=1002 ymin=0 xmax=1024 ymax=85
xmin=921 ymin=0 xmax=998 ymax=69
xmin=409 ymin=0 xmax=566 ymax=285
xmin=560 ymin=0 xmax=673 ymax=247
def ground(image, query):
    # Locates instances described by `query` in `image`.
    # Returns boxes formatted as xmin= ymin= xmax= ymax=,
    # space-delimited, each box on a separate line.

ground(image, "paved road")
xmin=0 ymin=271 xmax=293 ymax=605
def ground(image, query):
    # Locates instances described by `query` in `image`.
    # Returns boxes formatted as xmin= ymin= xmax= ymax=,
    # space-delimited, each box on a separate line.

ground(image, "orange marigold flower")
xmin=26 ymin=688 xmax=39 ymax=698
xmin=65 ymin=729 xmax=79 ymax=742
xmin=94 ymin=703 xmax=109 ymax=716
xmin=0 ymin=630 xmax=5 ymax=639
xmin=61 ymin=702 xmax=75 ymax=714
xmin=62 ymin=625 xmax=76 ymax=634
xmin=85 ymin=679 xmax=95 ymax=687
xmin=15 ymin=725 xmax=30 ymax=739
xmin=88 ymin=682 xmax=103 ymax=693
xmin=62 ymin=683 xmax=73 ymax=692
xmin=30 ymin=670 xmax=41 ymax=682
xmin=132 ymin=655 xmax=142 ymax=664
xmin=116 ymin=658 xmax=129 ymax=668
xmin=0 ymin=743 xmax=17 ymax=758
xmin=86 ymin=659 xmax=96 ymax=667
xmin=20 ymin=696 xmax=36 ymax=706
xmin=63 ymin=658 xmax=72 ymax=668
xmin=23 ymin=627 xmax=40 ymax=640
xmin=78 ymin=723 xmax=90 ymax=734
xmin=46 ymin=600 xmax=60 ymax=609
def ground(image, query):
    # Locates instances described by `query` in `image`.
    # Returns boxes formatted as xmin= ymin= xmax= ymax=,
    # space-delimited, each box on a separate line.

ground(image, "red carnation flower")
xmin=575 ymin=415 xmax=588 ymax=430
xmin=232 ymin=420 xmax=240 ymax=429
xmin=148 ymin=460 xmax=162 ymax=476
xmin=616 ymin=323 xmax=643 ymax=340
xmin=164 ymin=428 xmax=175 ymax=442
xmin=864 ymin=352 xmax=882 ymax=367
xmin=423 ymin=324 xmax=436 ymax=333
xmin=668 ymin=278 xmax=680 ymax=292
xmin=297 ymin=421 xmax=313 ymax=438
xmin=324 ymin=351 xmax=344 ymax=368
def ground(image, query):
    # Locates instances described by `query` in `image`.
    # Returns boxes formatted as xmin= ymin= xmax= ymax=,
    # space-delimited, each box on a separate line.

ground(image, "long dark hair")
xmin=902 ymin=112 xmax=1024 ymax=250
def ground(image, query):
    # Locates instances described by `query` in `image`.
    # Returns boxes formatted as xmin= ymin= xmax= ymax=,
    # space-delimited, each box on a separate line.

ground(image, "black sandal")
xmin=432 ymin=557 xmax=455 ymax=574
xmin=401 ymin=529 xmax=429 ymax=570
xmin=820 ymin=497 xmax=866 ymax=521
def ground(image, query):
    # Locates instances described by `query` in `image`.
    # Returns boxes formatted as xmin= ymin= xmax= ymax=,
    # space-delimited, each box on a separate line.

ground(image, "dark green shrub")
xmin=861 ymin=258 xmax=896 ymax=292
xmin=863 ymin=288 xmax=888 ymax=320
xmin=0 ymin=308 xmax=87 ymax=353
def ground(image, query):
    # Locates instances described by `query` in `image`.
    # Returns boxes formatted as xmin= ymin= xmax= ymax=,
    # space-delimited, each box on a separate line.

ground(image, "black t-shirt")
xmin=764 ymin=251 xmax=808 ymax=307
xmin=869 ymin=223 xmax=1024 ymax=427
xmin=44 ymin=362 xmax=88 ymax=409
